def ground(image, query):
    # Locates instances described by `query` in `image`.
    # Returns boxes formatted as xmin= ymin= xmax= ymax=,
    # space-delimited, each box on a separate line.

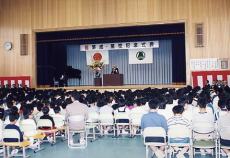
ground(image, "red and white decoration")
xmin=0 ymin=76 xmax=31 ymax=87
xmin=86 ymin=50 xmax=109 ymax=65
xmin=192 ymin=70 xmax=230 ymax=87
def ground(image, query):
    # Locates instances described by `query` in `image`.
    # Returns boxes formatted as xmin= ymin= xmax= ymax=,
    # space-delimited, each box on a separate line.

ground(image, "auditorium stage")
xmin=37 ymin=84 xmax=186 ymax=91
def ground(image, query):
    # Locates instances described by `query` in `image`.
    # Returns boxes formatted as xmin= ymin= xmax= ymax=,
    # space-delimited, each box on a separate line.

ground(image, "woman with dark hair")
xmin=40 ymin=106 xmax=55 ymax=128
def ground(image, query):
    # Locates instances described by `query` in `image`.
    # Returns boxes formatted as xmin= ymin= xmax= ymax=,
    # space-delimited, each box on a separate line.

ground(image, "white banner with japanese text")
xmin=80 ymin=41 xmax=159 ymax=51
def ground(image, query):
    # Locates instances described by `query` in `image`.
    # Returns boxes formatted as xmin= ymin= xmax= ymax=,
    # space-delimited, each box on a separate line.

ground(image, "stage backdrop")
xmin=67 ymin=40 xmax=172 ymax=86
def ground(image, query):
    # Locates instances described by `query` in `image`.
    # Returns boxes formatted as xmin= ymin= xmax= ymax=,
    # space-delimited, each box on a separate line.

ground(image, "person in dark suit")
xmin=111 ymin=65 xmax=119 ymax=74
xmin=59 ymin=73 xmax=68 ymax=87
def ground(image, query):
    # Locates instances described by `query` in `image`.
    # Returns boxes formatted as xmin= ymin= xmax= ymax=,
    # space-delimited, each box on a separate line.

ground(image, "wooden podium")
xmin=103 ymin=74 xmax=123 ymax=86
xmin=94 ymin=78 xmax=102 ymax=86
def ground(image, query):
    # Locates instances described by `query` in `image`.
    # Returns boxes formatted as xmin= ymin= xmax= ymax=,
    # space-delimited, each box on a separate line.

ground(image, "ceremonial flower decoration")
xmin=89 ymin=60 xmax=104 ymax=70
xmin=89 ymin=51 xmax=104 ymax=71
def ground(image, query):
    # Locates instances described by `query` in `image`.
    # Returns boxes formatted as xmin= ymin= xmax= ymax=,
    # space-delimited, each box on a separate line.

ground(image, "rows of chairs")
xmin=143 ymin=123 xmax=230 ymax=158
xmin=0 ymin=116 xmax=66 ymax=158
xmin=85 ymin=111 xmax=146 ymax=138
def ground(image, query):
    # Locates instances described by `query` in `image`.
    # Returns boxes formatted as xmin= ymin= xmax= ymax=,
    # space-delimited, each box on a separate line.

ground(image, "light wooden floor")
xmin=36 ymin=84 xmax=186 ymax=91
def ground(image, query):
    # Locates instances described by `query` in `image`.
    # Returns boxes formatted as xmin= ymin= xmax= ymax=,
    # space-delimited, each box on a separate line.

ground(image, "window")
xmin=195 ymin=23 xmax=204 ymax=47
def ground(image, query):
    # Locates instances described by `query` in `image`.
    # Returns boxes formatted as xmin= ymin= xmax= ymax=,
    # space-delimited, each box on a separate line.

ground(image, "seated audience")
xmin=168 ymin=105 xmax=190 ymax=158
xmin=4 ymin=114 xmax=23 ymax=155
xmin=192 ymin=97 xmax=215 ymax=155
xmin=21 ymin=108 xmax=40 ymax=149
xmin=66 ymin=92 xmax=89 ymax=145
xmin=0 ymin=108 xmax=4 ymax=140
xmin=114 ymin=99 xmax=130 ymax=135
xmin=192 ymin=97 xmax=215 ymax=126
xmin=52 ymin=106 xmax=65 ymax=128
xmin=218 ymin=100 xmax=230 ymax=157
xmin=40 ymin=106 xmax=55 ymax=128
xmin=141 ymin=98 xmax=168 ymax=158
xmin=130 ymin=99 xmax=147 ymax=135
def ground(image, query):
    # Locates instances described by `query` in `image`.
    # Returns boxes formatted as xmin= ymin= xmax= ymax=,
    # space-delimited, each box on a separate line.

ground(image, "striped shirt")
xmin=167 ymin=115 xmax=190 ymax=129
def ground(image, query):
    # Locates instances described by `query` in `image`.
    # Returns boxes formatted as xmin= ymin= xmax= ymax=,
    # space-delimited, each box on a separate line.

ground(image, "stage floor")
xmin=37 ymin=84 xmax=186 ymax=91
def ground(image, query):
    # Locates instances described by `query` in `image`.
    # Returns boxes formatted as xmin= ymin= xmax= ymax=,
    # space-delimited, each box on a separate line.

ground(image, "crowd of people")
xmin=0 ymin=82 xmax=229 ymax=157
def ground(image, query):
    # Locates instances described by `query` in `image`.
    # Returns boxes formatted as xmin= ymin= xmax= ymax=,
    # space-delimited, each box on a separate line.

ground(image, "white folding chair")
xmin=192 ymin=122 xmax=218 ymax=157
xmin=217 ymin=125 xmax=230 ymax=158
xmin=37 ymin=119 xmax=57 ymax=145
xmin=129 ymin=112 xmax=143 ymax=137
xmin=168 ymin=125 xmax=192 ymax=157
xmin=98 ymin=113 xmax=115 ymax=136
xmin=114 ymin=112 xmax=131 ymax=137
xmin=67 ymin=115 xmax=87 ymax=149
xmin=2 ymin=129 xmax=30 ymax=158
xmin=143 ymin=127 xmax=167 ymax=158
xmin=86 ymin=112 xmax=99 ymax=141
xmin=52 ymin=116 xmax=66 ymax=140
xmin=20 ymin=121 xmax=45 ymax=153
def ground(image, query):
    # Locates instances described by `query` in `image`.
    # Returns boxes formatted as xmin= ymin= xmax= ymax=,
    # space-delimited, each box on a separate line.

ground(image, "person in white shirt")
xmin=168 ymin=105 xmax=190 ymax=158
xmin=215 ymin=99 xmax=228 ymax=121
xmin=52 ymin=106 xmax=65 ymax=128
xmin=218 ymin=100 xmax=230 ymax=157
xmin=21 ymin=108 xmax=40 ymax=149
xmin=130 ymin=99 xmax=147 ymax=135
xmin=178 ymin=96 xmax=193 ymax=122
xmin=88 ymin=102 xmax=99 ymax=113
xmin=60 ymin=98 xmax=71 ymax=117
xmin=192 ymin=97 xmax=215 ymax=156
xmin=160 ymin=94 xmax=174 ymax=120
xmin=99 ymin=99 xmax=113 ymax=114
xmin=130 ymin=99 xmax=146 ymax=114
xmin=192 ymin=97 xmax=215 ymax=126
xmin=98 ymin=99 xmax=114 ymax=135
xmin=113 ymin=99 xmax=130 ymax=135
xmin=0 ymin=108 xmax=4 ymax=144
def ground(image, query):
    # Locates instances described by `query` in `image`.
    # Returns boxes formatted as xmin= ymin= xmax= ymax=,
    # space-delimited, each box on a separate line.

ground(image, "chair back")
xmin=87 ymin=112 xmax=99 ymax=123
xmin=20 ymin=121 xmax=37 ymax=137
xmin=143 ymin=127 xmax=166 ymax=138
xmin=67 ymin=115 xmax=85 ymax=130
xmin=114 ymin=112 xmax=129 ymax=123
xmin=143 ymin=127 xmax=166 ymax=146
xmin=37 ymin=119 xmax=53 ymax=129
xmin=68 ymin=115 xmax=85 ymax=122
xmin=53 ymin=116 xmax=65 ymax=128
xmin=129 ymin=112 xmax=143 ymax=126
xmin=193 ymin=122 xmax=215 ymax=134
xmin=99 ymin=113 xmax=114 ymax=124
xmin=168 ymin=125 xmax=191 ymax=138
xmin=3 ymin=129 xmax=21 ymax=142
xmin=219 ymin=125 xmax=230 ymax=140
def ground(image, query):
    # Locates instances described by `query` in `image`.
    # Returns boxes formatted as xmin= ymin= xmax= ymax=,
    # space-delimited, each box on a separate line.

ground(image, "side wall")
xmin=0 ymin=0 xmax=229 ymax=87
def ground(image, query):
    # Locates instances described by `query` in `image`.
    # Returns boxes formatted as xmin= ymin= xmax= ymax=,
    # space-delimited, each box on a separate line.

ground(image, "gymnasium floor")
xmin=26 ymin=136 xmax=217 ymax=158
